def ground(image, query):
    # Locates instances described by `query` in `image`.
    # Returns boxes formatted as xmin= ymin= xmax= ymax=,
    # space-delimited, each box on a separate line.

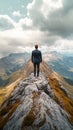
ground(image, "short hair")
xmin=35 ymin=44 xmax=38 ymax=49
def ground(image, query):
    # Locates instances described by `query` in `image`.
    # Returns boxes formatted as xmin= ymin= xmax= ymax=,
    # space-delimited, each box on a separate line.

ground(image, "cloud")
xmin=12 ymin=11 xmax=21 ymax=17
xmin=18 ymin=17 xmax=33 ymax=29
xmin=0 ymin=29 xmax=52 ymax=57
xmin=0 ymin=0 xmax=73 ymax=58
xmin=49 ymin=39 xmax=73 ymax=54
xmin=62 ymin=0 xmax=73 ymax=12
xmin=0 ymin=15 xmax=16 ymax=31
xmin=26 ymin=0 xmax=73 ymax=37
xmin=0 ymin=0 xmax=73 ymax=37
xmin=1 ymin=0 xmax=73 ymax=37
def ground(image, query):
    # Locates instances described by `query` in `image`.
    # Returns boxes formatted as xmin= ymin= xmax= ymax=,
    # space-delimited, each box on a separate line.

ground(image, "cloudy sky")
xmin=0 ymin=0 xmax=73 ymax=57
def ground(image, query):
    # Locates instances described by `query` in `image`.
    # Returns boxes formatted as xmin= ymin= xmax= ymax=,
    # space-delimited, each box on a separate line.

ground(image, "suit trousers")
xmin=34 ymin=63 xmax=40 ymax=76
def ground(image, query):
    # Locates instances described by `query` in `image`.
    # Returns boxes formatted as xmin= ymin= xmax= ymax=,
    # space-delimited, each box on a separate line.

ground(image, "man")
xmin=31 ymin=45 xmax=42 ymax=77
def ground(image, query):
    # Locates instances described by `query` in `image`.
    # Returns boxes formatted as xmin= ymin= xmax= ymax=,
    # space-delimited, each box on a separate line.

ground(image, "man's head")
xmin=35 ymin=44 xmax=38 ymax=49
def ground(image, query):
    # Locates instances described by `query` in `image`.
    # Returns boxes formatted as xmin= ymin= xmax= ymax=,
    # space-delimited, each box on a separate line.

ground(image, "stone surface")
xmin=2 ymin=73 xmax=73 ymax=130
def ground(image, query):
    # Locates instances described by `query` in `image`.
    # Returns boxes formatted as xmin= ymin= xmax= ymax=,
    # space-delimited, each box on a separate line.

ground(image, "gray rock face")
xmin=3 ymin=73 xmax=73 ymax=130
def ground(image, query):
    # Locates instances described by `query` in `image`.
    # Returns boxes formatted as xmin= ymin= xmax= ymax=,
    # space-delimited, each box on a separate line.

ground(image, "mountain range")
xmin=0 ymin=51 xmax=73 ymax=88
xmin=0 ymin=53 xmax=30 ymax=87
xmin=43 ymin=51 xmax=73 ymax=85
xmin=0 ymin=60 xmax=73 ymax=130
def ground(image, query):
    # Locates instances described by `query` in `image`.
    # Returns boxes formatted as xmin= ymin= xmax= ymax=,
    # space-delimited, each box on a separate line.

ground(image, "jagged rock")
xmin=0 ymin=73 xmax=73 ymax=130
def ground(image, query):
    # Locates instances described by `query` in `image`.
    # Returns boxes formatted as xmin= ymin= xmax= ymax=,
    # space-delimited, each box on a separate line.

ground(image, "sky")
xmin=0 ymin=0 xmax=73 ymax=57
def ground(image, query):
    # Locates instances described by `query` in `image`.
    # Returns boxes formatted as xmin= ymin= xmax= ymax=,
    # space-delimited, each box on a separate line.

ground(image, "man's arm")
xmin=40 ymin=52 xmax=42 ymax=62
xmin=31 ymin=51 xmax=33 ymax=63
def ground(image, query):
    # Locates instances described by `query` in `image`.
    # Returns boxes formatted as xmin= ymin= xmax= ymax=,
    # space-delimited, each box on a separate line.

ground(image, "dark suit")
xmin=31 ymin=49 xmax=42 ymax=76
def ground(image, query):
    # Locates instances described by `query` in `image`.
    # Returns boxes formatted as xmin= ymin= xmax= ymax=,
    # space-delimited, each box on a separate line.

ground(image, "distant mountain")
xmin=43 ymin=51 xmax=73 ymax=85
xmin=0 ymin=61 xmax=73 ymax=130
xmin=0 ymin=51 xmax=73 ymax=87
xmin=0 ymin=53 xmax=30 ymax=87
xmin=43 ymin=51 xmax=62 ymax=62
xmin=64 ymin=77 xmax=73 ymax=86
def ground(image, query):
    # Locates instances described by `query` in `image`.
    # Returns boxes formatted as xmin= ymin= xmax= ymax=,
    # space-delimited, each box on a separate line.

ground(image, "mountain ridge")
xmin=0 ymin=52 xmax=73 ymax=87
xmin=0 ymin=60 xmax=73 ymax=104
xmin=0 ymin=61 xmax=73 ymax=130
xmin=0 ymin=53 xmax=30 ymax=87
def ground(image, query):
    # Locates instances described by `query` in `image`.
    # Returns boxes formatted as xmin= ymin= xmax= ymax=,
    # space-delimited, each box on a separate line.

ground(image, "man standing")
xmin=31 ymin=45 xmax=42 ymax=77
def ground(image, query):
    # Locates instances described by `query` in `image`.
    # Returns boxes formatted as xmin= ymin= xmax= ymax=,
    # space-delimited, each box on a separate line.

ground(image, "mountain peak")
xmin=0 ymin=70 xmax=73 ymax=130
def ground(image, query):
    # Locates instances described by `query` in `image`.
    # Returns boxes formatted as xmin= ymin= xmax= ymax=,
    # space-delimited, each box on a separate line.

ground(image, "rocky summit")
xmin=0 ymin=72 xmax=73 ymax=130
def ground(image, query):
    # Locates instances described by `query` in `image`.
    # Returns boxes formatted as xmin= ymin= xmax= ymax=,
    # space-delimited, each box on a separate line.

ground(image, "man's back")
xmin=32 ymin=49 xmax=42 ymax=64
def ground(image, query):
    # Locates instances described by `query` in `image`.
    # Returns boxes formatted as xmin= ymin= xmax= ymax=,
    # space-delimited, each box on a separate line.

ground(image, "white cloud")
xmin=1 ymin=0 xmax=73 ymax=36
xmin=26 ymin=0 xmax=73 ymax=37
xmin=0 ymin=29 xmax=50 ymax=57
xmin=49 ymin=39 xmax=73 ymax=54
xmin=0 ymin=0 xmax=73 ymax=57
xmin=0 ymin=14 xmax=24 ymax=31
xmin=19 ymin=17 xmax=33 ymax=29
xmin=12 ymin=11 xmax=21 ymax=17
xmin=0 ymin=15 xmax=17 ymax=30
xmin=0 ymin=29 xmax=45 ymax=41
xmin=41 ymin=0 xmax=62 ymax=18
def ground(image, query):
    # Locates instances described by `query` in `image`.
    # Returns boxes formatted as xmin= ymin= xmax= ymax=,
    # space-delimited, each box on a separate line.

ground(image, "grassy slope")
xmin=0 ymin=61 xmax=73 ymax=128
xmin=0 ymin=60 xmax=33 ymax=104
xmin=41 ymin=61 xmax=73 ymax=123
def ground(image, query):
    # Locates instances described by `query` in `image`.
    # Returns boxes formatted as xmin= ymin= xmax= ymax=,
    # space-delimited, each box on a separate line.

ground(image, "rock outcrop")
xmin=0 ymin=73 xmax=73 ymax=130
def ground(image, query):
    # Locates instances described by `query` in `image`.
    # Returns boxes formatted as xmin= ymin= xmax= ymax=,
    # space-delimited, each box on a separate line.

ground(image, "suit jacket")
xmin=31 ymin=49 xmax=42 ymax=64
